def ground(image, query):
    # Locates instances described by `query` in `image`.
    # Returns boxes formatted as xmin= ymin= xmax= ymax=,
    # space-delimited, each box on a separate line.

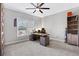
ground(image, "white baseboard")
xmin=50 ymin=36 xmax=65 ymax=42
xmin=5 ymin=39 xmax=29 ymax=45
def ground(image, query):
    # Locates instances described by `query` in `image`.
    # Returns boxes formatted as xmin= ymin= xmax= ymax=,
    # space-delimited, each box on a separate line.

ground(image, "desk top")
xmin=32 ymin=33 xmax=49 ymax=36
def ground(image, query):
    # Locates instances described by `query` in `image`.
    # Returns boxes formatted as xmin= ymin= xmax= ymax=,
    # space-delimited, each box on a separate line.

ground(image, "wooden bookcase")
xmin=67 ymin=15 xmax=79 ymax=46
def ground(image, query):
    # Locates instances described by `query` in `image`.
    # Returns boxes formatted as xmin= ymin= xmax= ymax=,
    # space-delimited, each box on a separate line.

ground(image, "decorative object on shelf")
xmin=67 ymin=11 xmax=73 ymax=17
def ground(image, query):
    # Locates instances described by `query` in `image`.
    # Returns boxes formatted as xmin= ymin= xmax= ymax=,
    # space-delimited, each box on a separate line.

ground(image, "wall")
xmin=4 ymin=8 xmax=41 ymax=45
xmin=42 ymin=11 xmax=67 ymax=42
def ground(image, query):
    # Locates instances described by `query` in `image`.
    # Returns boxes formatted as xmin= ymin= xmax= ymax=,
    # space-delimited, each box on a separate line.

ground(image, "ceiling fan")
xmin=26 ymin=3 xmax=50 ymax=13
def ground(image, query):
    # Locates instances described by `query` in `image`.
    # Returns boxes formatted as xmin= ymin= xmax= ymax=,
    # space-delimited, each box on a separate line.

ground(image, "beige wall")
xmin=42 ymin=11 xmax=67 ymax=42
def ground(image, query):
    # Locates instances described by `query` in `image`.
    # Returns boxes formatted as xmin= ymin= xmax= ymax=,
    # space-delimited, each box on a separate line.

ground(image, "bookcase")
xmin=67 ymin=15 xmax=79 ymax=46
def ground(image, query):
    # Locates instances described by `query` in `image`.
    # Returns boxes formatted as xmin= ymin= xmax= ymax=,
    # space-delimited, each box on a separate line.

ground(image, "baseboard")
xmin=4 ymin=39 xmax=29 ymax=46
xmin=50 ymin=36 xmax=65 ymax=42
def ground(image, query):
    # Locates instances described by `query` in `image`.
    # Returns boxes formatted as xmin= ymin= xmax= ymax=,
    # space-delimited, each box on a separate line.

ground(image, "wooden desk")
xmin=31 ymin=33 xmax=48 ymax=40
xmin=29 ymin=33 xmax=49 ymax=46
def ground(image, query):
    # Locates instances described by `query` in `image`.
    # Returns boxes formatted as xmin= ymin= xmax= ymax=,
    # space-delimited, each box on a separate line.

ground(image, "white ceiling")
xmin=3 ymin=3 xmax=79 ymax=17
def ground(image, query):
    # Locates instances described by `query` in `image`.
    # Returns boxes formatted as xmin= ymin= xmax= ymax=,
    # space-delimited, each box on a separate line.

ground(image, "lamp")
xmin=35 ymin=27 xmax=41 ymax=31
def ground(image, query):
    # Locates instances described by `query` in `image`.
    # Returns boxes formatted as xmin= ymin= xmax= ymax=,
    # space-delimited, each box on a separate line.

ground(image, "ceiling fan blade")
xmin=26 ymin=8 xmax=36 ymax=9
xmin=40 ymin=8 xmax=50 ymax=9
xmin=39 ymin=10 xmax=43 ymax=13
xmin=37 ymin=3 xmax=39 ymax=6
xmin=31 ymin=3 xmax=37 ymax=8
xmin=33 ymin=10 xmax=36 ymax=13
xmin=38 ymin=3 xmax=44 ymax=8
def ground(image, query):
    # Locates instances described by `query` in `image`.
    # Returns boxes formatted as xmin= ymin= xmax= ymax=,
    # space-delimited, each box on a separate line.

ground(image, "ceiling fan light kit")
xmin=26 ymin=3 xmax=50 ymax=13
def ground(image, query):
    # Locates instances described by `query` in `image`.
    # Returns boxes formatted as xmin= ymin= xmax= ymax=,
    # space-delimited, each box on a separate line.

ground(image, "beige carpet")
xmin=4 ymin=40 xmax=79 ymax=56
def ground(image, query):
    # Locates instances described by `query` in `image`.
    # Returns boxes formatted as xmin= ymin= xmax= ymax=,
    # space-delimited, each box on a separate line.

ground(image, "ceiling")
xmin=3 ymin=3 xmax=79 ymax=17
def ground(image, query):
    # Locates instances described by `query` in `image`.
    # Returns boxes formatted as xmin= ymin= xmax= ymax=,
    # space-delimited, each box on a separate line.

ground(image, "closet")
xmin=67 ymin=15 xmax=79 ymax=46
